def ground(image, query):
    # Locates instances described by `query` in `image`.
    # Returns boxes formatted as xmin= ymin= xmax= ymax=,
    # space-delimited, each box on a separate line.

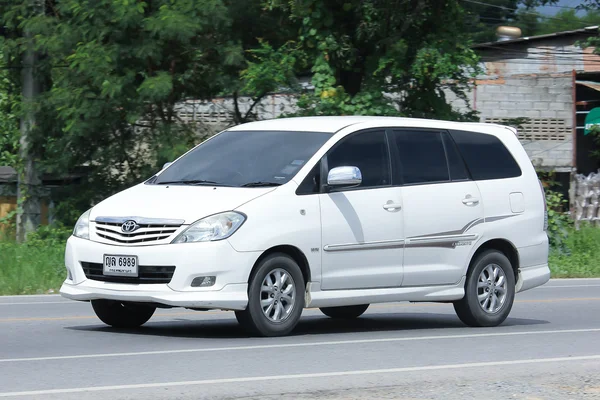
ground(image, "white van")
xmin=60 ymin=116 xmax=550 ymax=336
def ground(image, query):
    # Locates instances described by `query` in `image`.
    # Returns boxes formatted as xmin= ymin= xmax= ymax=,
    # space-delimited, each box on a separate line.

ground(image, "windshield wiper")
xmin=241 ymin=181 xmax=283 ymax=187
xmin=156 ymin=179 xmax=223 ymax=186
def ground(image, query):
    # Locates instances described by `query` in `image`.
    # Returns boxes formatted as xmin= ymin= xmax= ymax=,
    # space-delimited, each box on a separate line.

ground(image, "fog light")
xmin=191 ymin=276 xmax=216 ymax=287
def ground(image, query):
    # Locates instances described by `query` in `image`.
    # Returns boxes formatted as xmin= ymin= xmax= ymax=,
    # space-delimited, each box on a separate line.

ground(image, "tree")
xmin=463 ymin=0 xmax=524 ymax=44
xmin=262 ymin=0 xmax=481 ymax=121
xmin=0 ymin=52 xmax=20 ymax=170
xmin=534 ymin=9 xmax=600 ymax=35
xmin=0 ymin=0 xmax=243 ymax=225
xmin=5 ymin=0 xmax=563 ymax=231
xmin=514 ymin=8 xmax=540 ymax=37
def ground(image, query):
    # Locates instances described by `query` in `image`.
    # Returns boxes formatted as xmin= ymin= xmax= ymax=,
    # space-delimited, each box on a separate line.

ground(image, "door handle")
xmin=383 ymin=202 xmax=402 ymax=211
xmin=462 ymin=196 xmax=480 ymax=206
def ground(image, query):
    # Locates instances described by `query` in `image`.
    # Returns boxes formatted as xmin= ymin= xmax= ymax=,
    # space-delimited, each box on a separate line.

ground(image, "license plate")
xmin=103 ymin=255 xmax=138 ymax=277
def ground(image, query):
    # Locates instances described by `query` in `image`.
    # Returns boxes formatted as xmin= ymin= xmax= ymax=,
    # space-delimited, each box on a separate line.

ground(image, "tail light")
xmin=539 ymin=180 xmax=548 ymax=231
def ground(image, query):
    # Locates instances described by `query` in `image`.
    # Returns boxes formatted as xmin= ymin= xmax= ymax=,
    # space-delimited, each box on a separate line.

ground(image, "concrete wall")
xmin=473 ymin=75 xmax=574 ymax=171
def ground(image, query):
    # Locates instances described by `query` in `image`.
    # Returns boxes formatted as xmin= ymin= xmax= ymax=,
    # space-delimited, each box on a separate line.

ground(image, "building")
xmin=449 ymin=26 xmax=600 ymax=188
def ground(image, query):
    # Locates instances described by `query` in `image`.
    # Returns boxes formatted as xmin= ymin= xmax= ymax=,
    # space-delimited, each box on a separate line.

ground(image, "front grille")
xmin=81 ymin=262 xmax=176 ymax=284
xmin=94 ymin=217 xmax=184 ymax=244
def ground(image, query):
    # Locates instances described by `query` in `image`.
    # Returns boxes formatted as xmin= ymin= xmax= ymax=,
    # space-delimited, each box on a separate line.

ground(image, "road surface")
xmin=1 ymin=278 xmax=599 ymax=399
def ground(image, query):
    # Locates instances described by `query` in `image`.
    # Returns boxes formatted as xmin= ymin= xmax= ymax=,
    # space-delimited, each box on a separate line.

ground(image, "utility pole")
xmin=16 ymin=0 xmax=44 ymax=242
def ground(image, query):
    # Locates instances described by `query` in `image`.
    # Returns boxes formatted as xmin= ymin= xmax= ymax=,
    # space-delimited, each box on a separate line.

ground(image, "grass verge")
xmin=549 ymin=224 xmax=600 ymax=278
xmin=0 ymin=227 xmax=70 ymax=295
xmin=0 ymin=240 xmax=65 ymax=295
xmin=0 ymin=226 xmax=599 ymax=296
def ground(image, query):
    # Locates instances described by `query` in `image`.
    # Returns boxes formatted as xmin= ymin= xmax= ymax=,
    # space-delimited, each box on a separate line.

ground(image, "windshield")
xmin=152 ymin=130 xmax=332 ymax=187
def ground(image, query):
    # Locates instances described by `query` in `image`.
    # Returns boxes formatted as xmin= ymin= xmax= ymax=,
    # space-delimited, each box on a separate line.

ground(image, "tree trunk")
xmin=16 ymin=0 xmax=44 ymax=242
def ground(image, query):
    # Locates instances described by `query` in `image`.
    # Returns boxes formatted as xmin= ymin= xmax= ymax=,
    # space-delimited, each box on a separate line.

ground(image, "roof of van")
xmin=227 ymin=116 xmax=513 ymax=134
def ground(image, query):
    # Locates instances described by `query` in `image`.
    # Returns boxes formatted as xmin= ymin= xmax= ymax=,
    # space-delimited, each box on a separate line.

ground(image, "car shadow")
xmin=65 ymin=311 xmax=549 ymax=340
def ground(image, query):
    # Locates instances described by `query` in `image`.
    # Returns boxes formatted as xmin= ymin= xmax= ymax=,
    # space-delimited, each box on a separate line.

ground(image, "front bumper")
xmin=59 ymin=236 xmax=261 ymax=310
xmin=60 ymin=281 xmax=249 ymax=310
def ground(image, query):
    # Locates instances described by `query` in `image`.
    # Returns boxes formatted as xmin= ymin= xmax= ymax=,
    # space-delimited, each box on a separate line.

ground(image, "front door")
xmin=389 ymin=129 xmax=484 ymax=287
xmin=319 ymin=130 xmax=404 ymax=290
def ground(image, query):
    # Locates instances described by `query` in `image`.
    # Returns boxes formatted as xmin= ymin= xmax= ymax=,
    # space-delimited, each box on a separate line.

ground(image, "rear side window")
xmin=391 ymin=130 xmax=449 ymax=185
xmin=450 ymin=130 xmax=522 ymax=180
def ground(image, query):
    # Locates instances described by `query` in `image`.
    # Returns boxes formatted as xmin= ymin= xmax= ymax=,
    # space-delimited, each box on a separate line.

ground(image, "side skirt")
xmin=304 ymin=277 xmax=466 ymax=308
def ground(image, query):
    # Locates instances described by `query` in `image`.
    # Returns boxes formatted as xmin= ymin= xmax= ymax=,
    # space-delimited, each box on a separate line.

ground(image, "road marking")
xmin=1 ymin=327 xmax=599 ymax=364
xmin=515 ymin=297 xmax=600 ymax=303
xmin=0 ymin=277 xmax=591 ymax=300
xmin=0 ymin=294 xmax=62 ymax=299
xmin=0 ymin=311 xmax=222 ymax=322
xmin=2 ymin=297 xmax=600 ymax=322
xmin=1 ymin=354 xmax=599 ymax=397
xmin=0 ymin=301 xmax=76 ymax=306
xmin=536 ymin=285 xmax=600 ymax=289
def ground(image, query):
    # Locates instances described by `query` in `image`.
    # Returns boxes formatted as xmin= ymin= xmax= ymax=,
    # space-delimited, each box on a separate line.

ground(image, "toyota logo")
xmin=121 ymin=220 xmax=140 ymax=233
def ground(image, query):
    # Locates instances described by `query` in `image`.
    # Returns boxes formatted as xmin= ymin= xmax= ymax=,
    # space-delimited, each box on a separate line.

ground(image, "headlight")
xmin=73 ymin=209 xmax=91 ymax=240
xmin=171 ymin=212 xmax=246 ymax=244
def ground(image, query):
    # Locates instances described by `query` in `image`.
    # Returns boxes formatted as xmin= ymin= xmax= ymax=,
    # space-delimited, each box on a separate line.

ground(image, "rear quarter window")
xmin=450 ymin=130 xmax=522 ymax=180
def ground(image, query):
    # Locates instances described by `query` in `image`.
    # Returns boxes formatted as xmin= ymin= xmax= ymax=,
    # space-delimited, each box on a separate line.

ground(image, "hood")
xmin=90 ymin=183 xmax=275 ymax=224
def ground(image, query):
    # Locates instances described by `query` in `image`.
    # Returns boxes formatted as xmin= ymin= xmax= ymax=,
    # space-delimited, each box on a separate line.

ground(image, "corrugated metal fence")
xmin=573 ymin=171 xmax=600 ymax=228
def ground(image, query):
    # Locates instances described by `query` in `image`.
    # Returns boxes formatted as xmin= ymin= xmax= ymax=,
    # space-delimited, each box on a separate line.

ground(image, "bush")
xmin=544 ymin=189 xmax=572 ymax=254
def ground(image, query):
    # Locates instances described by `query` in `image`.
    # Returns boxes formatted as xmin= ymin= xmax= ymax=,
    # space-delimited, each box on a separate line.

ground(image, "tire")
xmin=320 ymin=304 xmax=369 ymax=319
xmin=91 ymin=300 xmax=156 ymax=328
xmin=235 ymin=253 xmax=305 ymax=337
xmin=453 ymin=249 xmax=516 ymax=327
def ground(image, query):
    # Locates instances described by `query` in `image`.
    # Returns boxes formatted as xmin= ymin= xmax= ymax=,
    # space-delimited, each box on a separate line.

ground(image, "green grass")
xmin=0 ymin=227 xmax=69 ymax=295
xmin=0 ymin=240 xmax=65 ymax=295
xmin=549 ymin=224 xmax=600 ymax=278
xmin=0 ymin=225 xmax=599 ymax=296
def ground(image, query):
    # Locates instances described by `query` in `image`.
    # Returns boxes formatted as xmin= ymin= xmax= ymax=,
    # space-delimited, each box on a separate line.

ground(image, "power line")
xmin=540 ymin=3 xmax=587 ymax=11
xmin=477 ymin=44 xmax=600 ymax=59
xmin=459 ymin=0 xmax=595 ymax=28
xmin=478 ymin=58 xmax=600 ymax=66
xmin=479 ymin=56 xmax=600 ymax=65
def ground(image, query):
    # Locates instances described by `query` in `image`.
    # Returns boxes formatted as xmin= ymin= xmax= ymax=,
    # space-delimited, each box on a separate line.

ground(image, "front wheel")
xmin=91 ymin=300 xmax=156 ymax=328
xmin=320 ymin=304 xmax=369 ymax=319
xmin=453 ymin=250 xmax=515 ymax=327
xmin=235 ymin=253 xmax=305 ymax=337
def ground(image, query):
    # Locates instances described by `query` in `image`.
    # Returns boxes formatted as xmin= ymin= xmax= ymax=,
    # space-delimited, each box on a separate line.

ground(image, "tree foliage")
xmin=0 ymin=0 xmax=522 ymax=226
xmin=265 ymin=0 xmax=481 ymax=120
xmin=526 ymin=9 xmax=600 ymax=36
xmin=1 ymin=0 xmax=247 ymax=222
xmin=0 ymin=53 xmax=20 ymax=169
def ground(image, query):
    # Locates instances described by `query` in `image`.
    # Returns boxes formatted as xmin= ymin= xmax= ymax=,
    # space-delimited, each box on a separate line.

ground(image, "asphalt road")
xmin=1 ymin=279 xmax=599 ymax=400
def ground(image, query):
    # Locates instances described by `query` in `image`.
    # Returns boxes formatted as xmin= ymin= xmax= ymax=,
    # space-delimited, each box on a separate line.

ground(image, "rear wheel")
xmin=91 ymin=300 xmax=156 ymax=328
xmin=453 ymin=250 xmax=515 ymax=327
xmin=235 ymin=253 xmax=305 ymax=337
xmin=320 ymin=304 xmax=369 ymax=319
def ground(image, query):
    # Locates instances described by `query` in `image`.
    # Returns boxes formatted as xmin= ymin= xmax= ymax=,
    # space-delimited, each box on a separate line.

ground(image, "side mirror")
xmin=327 ymin=166 xmax=362 ymax=188
xmin=162 ymin=162 xmax=172 ymax=170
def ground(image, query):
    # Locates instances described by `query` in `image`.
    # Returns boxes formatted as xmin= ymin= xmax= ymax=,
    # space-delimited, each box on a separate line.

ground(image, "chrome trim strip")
xmin=323 ymin=239 xmax=405 ymax=252
xmin=405 ymin=234 xmax=479 ymax=249
xmin=94 ymin=216 xmax=185 ymax=226
xmin=407 ymin=234 xmax=478 ymax=244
